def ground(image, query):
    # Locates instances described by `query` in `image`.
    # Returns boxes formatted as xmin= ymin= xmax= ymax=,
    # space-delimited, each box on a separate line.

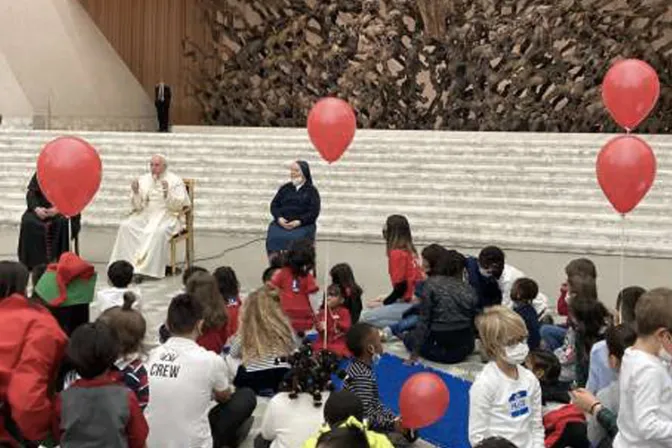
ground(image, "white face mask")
xmin=659 ymin=347 xmax=672 ymax=363
xmin=503 ymin=342 xmax=529 ymax=365
xmin=291 ymin=177 xmax=304 ymax=187
xmin=479 ymin=267 xmax=492 ymax=278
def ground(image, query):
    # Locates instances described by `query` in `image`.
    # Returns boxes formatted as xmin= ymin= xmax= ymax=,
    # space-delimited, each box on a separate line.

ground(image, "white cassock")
xmin=109 ymin=171 xmax=190 ymax=278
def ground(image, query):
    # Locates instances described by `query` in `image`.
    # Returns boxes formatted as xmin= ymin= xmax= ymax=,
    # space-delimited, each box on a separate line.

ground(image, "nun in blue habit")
xmin=266 ymin=160 xmax=321 ymax=256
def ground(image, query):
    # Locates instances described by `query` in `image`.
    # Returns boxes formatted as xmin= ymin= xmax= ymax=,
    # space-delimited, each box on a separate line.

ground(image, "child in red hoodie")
xmin=270 ymin=240 xmax=319 ymax=333
xmin=314 ymin=284 xmax=353 ymax=357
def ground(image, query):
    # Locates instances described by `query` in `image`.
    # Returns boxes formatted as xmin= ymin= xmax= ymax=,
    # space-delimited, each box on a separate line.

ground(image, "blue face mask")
xmin=372 ymin=352 xmax=382 ymax=365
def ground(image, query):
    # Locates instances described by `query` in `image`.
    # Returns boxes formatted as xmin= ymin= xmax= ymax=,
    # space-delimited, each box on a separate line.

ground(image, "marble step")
xmin=1 ymin=129 xmax=671 ymax=258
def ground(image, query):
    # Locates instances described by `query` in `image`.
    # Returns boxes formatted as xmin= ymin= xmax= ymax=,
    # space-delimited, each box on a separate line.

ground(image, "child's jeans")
xmin=389 ymin=306 xmax=420 ymax=337
xmin=541 ymin=324 xmax=568 ymax=351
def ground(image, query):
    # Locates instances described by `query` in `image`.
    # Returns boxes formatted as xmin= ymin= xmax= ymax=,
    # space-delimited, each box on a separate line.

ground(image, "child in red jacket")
xmin=314 ymin=284 xmax=353 ymax=357
xmin=53 ymin=321 xmax=148 ymax=448
xmin=0 ymin=261 xmax=67 ymax=445
xmin=271 ymin=240 xmax=319 ymax=333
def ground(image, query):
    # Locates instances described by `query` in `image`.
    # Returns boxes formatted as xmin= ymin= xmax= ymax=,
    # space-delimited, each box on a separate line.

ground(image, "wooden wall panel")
xmin=79 ymin=0 xmax=210 ymax=124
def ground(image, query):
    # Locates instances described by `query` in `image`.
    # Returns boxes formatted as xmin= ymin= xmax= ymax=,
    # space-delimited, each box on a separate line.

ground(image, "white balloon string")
xmin=619 ymin=214 xmax=626 ymax=297
xmin=323 ymin=163 xmax=331 ymax=350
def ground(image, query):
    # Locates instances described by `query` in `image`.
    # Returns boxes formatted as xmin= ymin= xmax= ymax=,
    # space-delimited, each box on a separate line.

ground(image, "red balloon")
xmin=602 ymin=59 xmax=660 ymax=131
xmin=597 ymin=135 xmax=656 ymax=214
xmin=37 ymin=136 xmax=102 ymax=217
xmin=307 ymin=97 xmax=356 ymax=163
xmin=399 ymin=372 xmax=450 ymax=429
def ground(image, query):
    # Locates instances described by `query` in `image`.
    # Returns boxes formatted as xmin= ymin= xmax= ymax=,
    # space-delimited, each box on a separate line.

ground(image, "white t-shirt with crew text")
xmin=145 ymin=337 xmax=230 ymax=448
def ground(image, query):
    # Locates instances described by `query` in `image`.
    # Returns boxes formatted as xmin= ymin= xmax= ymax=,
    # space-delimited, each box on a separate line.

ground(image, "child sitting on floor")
xmin=159 ymin=265 xmax=207 ymax=343
xmin=571 ymin=324 xmax=637 ymax=447
xmin=330 ymin=263 xmax=364 ymax=324
xmin=146 ymin=293 xmax=256 ymax=448
xmin=213 ymin=266 xmax=242 ymax=336
xmin=270 ymin=239 xmax=319 ymax=333
xmin=256 ymin=341 xmax=343 ymax=448
xmin=303 ymin=390 xmax=393 ymax=448
xmin=94 ymin=260 xmax=141 ymax=315
xmin=613 ymin=288 xmax=672 ymax=448
xmin=525 ymin=350 xmax=589 ymax=448
xmin=512 ymin=278 xmax=541 ymax=350
xmin=343 ymin=323 xmax=416 ymax=443
xmin=314 ymin=284 xmax=353 ymax=357
xmin=98 ymin=292 xmax=149 ymax=411
xmin=468 ymin=306 xmax=544 ymax=448
xmin=541 ymin=259 xmax=597 ymax=351
xmin=229 ymin=286 xmax=298 ymax=395
xmin=557 ymin=294 xmax=611 ymax=387
xmin=585 ymin=286 xmax=645 ymax=394
xmin=187 ymin=271 xmax=230 ymax=353
xmin=52 ymin=321 xmax=148 ymax=448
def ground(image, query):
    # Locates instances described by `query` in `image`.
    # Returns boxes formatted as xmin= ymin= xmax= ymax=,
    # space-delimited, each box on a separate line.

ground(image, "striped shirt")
xmin=115 ymin=355 xmax=150 ymax=412
xmin=228 ymin=334 xmax=292 ymax=372
xmin=343 ymin=359 xmax=397 ymax=432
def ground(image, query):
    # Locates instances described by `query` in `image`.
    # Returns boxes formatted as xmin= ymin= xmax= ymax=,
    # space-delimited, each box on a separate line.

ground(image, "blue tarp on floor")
xmin=335 ymin=353 xmax=473 ymax=448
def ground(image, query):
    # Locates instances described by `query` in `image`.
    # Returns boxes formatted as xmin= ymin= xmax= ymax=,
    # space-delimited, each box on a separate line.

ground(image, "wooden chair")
xmin=170 ymin=179 xmax=195 ymax=276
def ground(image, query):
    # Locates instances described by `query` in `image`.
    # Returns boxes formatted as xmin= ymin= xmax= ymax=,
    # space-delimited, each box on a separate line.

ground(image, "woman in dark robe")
xmin=17 ymin=174 xmax=81 ymax=270
xmin=266 ymin=161 xmax=321 ymax=257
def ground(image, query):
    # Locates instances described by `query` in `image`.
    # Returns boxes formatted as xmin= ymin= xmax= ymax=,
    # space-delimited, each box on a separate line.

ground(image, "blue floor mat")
xmin=334 ymin=354 xmax=472 ymax=448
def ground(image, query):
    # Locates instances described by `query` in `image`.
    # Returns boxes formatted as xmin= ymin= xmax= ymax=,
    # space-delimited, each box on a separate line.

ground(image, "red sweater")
xmin=271 ymin=268 xmax=319 ymax=332
xmin=313 ymin=306 xmax=352 ymax=357
xmin=0 ymin=294 xmax=67 ymax=443
xmin=388 ymin=249 xmax=424 ymax=302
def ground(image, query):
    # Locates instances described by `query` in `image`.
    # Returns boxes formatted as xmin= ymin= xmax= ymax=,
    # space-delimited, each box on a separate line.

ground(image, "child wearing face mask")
xmin=613 ymin=288 xmax=672 ymax=448
xmin=469 ymin=306 xmax=544 ymax=448
xmin=343 ymin=323 xmax=417 ymax=442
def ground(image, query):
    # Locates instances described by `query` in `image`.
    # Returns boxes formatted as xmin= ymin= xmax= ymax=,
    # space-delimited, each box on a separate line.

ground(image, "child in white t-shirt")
xmin=145 ymin=293 xmax=256 ymax=448
xmin=469 ymin=306 xmax=544 ymax=448
xmin=614 ymin=288 xmax=672 ymax=448
xmin=95 ymin=260 xmax=141 ymax=315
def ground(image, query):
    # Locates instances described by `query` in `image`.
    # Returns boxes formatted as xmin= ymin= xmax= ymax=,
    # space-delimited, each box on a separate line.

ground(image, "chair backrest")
xmin=183 ymin=178 xmax=194 ymax=233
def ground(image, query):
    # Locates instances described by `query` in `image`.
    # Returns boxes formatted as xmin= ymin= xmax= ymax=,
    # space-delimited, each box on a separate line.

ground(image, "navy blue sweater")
xmin=270 ymin=183 xmax=321 ymax=226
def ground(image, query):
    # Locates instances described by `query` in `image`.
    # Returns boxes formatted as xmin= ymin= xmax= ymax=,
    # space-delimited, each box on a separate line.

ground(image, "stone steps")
xmin=1 ymin=128 xmax=671 ymax=257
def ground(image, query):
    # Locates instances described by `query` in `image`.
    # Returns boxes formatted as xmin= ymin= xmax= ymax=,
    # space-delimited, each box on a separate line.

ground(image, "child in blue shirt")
xmin=511 ymin=278 xmax=541 ymax=350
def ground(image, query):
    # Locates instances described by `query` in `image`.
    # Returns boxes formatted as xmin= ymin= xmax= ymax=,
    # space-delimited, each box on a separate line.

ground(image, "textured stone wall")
xmin=186 ymin=0 xmax=672 ymax=132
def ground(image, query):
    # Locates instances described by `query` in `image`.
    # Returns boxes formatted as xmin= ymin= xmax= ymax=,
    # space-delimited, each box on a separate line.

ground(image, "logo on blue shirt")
xmin=508 ymin=390 xmax=529 ymax=418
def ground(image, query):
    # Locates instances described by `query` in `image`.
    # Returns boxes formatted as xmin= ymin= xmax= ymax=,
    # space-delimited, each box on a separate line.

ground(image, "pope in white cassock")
xmin=109 ymin=155 xmax=190 ymax=279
